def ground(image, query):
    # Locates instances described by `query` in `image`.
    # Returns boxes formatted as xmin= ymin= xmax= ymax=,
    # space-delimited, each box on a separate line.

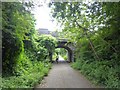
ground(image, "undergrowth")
xmin=72 ymin=59 xmax=120 ymax=88
xmin=2 ymin=2 xmax=55 ymax=89
xmin=2 ymin=61 xmax=51 ymax=88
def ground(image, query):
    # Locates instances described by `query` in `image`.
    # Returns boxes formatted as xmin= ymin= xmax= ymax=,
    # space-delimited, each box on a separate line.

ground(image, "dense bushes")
xmin=38 ymin=35 xmax=57 ymax=61
xmin=71 ymin=27 xmax=120 ymax=88
xmin=2 ymin=2 xmax=55 ymax=88
xmin=72 ymin=59 xmax=120 ymax=88
xmin=50 ymin=2 xmax=120 ymax=88
xmin=2 ymin=61 xmax=51 ymax=88
xmin=2 ymin=2 xmax=34 ymax=75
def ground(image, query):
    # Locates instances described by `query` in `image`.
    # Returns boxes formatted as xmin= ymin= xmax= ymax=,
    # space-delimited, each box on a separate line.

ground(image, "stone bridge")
xmin=38 ymin=28 xmax=75 ymax=62
xmin=55 ymin=39 xmax=75 ymax=62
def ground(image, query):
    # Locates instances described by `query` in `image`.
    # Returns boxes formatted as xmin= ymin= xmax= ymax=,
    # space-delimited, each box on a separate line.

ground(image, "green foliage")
xmin=38 ymin=35 xmax=57 ymax=53
xmin=53 ymin=48 xmax=67 ymax=61
xmin=52 ymin=52 xmax=57 ymax=61
xmin=2 ymin=2 xmax=36 ymax=75
xmin=72 ymin=59 xmax=120 ymax=88
xmin=59 ymin=48 xmax=66 ymax=55
xmin=50 ymin=2 xmax=120 ymax=88
xmin=2 ymin=61 xmax=51 ymax=88
xmin=63 ymin=55 xmax=67 ymax=61
xmin=0 ymin=75 xmax=2 ymax=89
xmin=37 ymin=35 xmax=58 ymax=61
xmin=2 ymin=1 xmax=53 ymax=88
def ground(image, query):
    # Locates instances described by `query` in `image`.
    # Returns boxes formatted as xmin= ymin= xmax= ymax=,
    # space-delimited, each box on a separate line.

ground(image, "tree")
xmin=49 ymin=2 xmax=102 ymax=60
xmin=2 ymin=2 xmax=36 ymax=74
xmin=49 ymin=2 xmax=120 ymax=88
xmin=37 ymin=35 xmax=57 ymax=62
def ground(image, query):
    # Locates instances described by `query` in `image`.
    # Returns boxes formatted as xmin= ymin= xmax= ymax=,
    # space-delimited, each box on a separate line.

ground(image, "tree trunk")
xmin=49 ymin=52 xmax=53 ymax=62
xmin=75 ymin=20 xmax=100 ymax=60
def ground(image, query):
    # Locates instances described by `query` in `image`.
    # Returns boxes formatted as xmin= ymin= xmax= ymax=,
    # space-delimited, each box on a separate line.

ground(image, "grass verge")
xmin=1 ymin=61 xmax=52 ymax=88
xmin=71 ymin=59 xmax=120 ymax=88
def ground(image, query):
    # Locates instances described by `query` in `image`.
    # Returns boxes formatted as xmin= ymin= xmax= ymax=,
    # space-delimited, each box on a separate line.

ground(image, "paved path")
xmin=36 ymin=57 xmax=95 ymax=88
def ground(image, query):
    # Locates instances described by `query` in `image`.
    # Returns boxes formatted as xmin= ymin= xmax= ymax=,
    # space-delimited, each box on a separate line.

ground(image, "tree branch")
xmin=75 ymin=20 xmax=100 ymax=60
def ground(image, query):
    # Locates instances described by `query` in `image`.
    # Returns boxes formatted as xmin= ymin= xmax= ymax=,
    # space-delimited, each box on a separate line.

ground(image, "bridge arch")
xmin=56 ymin=45 xmax=73 ymax=62
xmin=54 ymin=39 xmax=74 ymax=62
